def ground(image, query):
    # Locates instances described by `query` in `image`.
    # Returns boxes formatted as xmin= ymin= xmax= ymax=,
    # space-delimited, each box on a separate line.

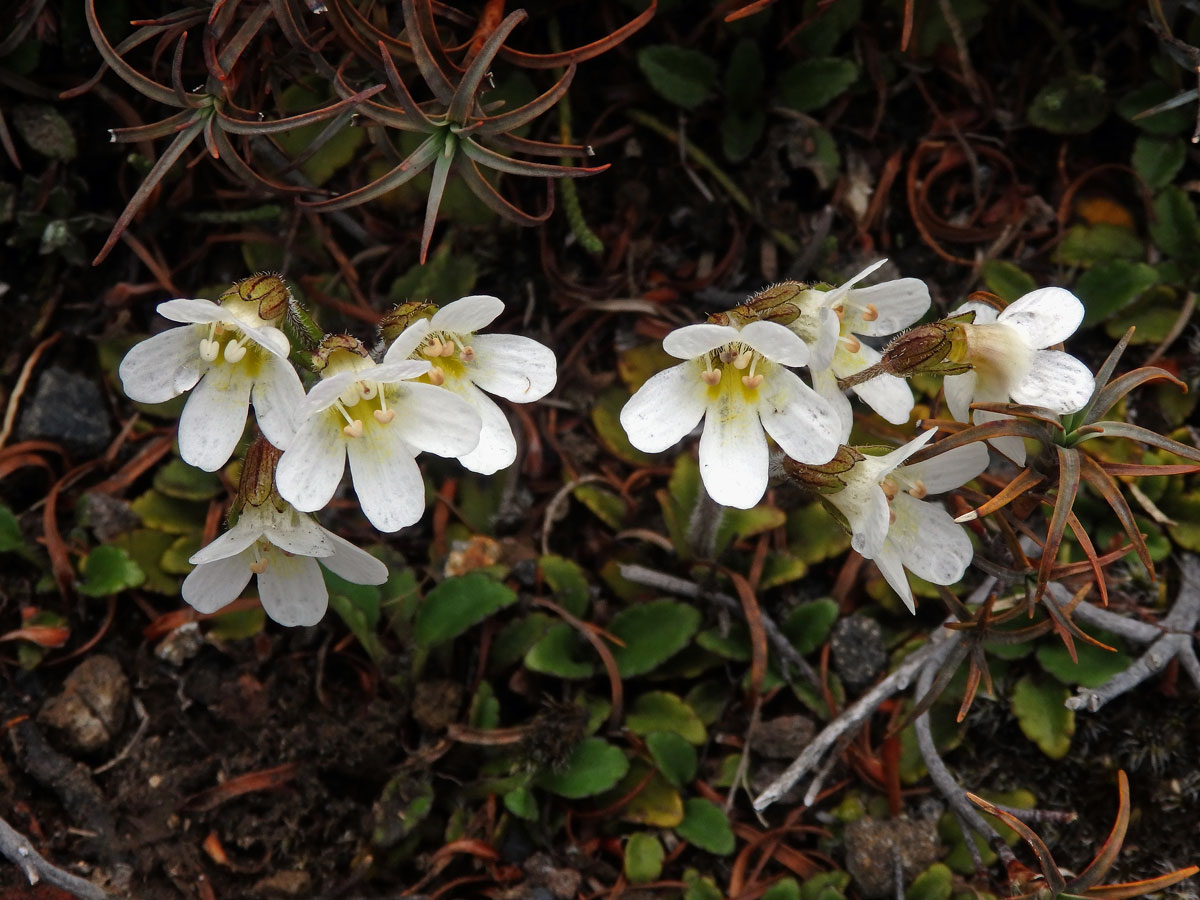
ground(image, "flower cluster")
xmin=120 ymin=279 xmax=556 ymax=625
xmin=619 ymin=262 xmax=1092 ymax=610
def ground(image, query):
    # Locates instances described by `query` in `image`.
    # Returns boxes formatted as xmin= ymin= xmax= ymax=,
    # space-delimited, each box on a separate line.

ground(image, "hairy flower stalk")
xmin=275 ymin=335 xmax=481 ymax=532
xmin=786 ymin=429 xmax=989 ymax=611
xmin=621 ymin=319 xmax=841 ymax=509
xmin=380 ymin=295 xmax=557 ymax=475
xmin=118 ymin=274 xmax=306 ymax=472
xmin=182 ymin=439 xmax=387 ymax=627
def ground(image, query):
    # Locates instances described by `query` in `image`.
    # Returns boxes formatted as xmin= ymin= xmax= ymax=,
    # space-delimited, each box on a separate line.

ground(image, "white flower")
xmin=182 ymin=499 xmax=388 ymax=627
xmin=943 ymin=287 xmax=1093 ymax=465
xmin=824 ymin=428 xmax=989 ymax=612
xmin=118 ymin=296 xmax=305 ymax=472
xmin=620 ymin=319 xmax=842 ymax=509
xmin=275 ymin=338 xmax=482 ymax=532
xmin=786 ymin=259 xmax=930 ymax=431
xmin=385 ymin=295 xmax=557 ymax=475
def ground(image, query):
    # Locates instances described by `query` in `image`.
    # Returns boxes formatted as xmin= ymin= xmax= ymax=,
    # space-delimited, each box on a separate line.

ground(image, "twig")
xmin=0 ymin=331 xmax=61 ymax=449
xmin=0 ymin=815 xmax=112 ymax=900
xmin=541 ymin=474 xmax=607 ymax=556
xmin=1144 ymin=290 xmax=1196 ymax=366
xmin=620 ymin=564 xmax=819 ymax=688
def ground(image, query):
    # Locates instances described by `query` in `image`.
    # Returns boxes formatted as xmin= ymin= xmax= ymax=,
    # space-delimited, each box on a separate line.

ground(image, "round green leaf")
xmin=676 ymin=798 xmax=735 ymax=855
xmin=646 ymin=730 xmax=698 ymax=786
xmin=152 ymin=458 xmax=223 ymax=501
xmin=627 ymin=691 xmax=706 ymax=744
xmin=777 ymin=58 xmax=859 ymax=113
xmin=525 ymin=622 xmax=594 ymax=678
xmin=763 ymin=878 xmax=801 ymax=900
xmin=414 ymin=572 xmax=517 ymax=647
xmin=536 ymin=737 xmax=629 ymax=798
xmin=979 ymin=260 xmax=1037 ymax=304
xmin=636 ymin=45 xmax=718 ymax=110
xmin=782 ymin=599 xmax=839 ymax=655
xmin=1027 ymin=74 xmax=1108 ymax=134
xmin=609 ymin=600 xmax=700 ymax=677
xmin=503 ymin=786 xmax=538 ymax=821
xmin=539 ymin=554 xmax=590 ymax=617
xmin=624 ymin=832 xmax=665 ymax=884
xmin=1132 ymin=136 xmax=1186 ymax=191
xmin=906 ymin=864 xmax=953 ymax=900
xmin=12 ymin=103 xmax=76 ymax=161
xmin=1077 ymin=261 xmax=1159 ymax=326
xmin=77 ymin=545 xmax=145 ymax=597
xmin=1011 ymin=675 xmax=1074 ymax=760
xmin=1036 ymin=638 xmax=1131 ymax=688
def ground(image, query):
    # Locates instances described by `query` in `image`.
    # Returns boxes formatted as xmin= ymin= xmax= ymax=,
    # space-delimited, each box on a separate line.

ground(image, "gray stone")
xmin=17 ymin=366 xmax=112 ymax=456
xmin=844 ymin=816 xmax=941 ymax=899
xmin=831 ymin=614 xmax=886 ymax=688
xmin=38 ymin=654 xmax=130 ymax=752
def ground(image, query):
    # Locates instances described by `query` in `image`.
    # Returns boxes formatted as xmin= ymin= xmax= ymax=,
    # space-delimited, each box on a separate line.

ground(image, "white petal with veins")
xmin=620 ymin=362 xmax=708 ymax=454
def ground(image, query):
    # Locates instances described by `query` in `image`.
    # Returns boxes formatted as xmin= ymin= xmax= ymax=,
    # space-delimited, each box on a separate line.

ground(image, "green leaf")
xmin=777 ymin=58 xmax=859 ymax=112
xmin=572 ymin=483 xmax=627 ymax=530
xmin=980 ymin=260 xmax=1037 ymax=303
xmin=609 ymin=600 xmax=701 ymax=676
xmin=725 ymin=38 xmax=765 ymax=106
xmin=637 ymin=45 xmax=719 ymax=110
xmin=1011 ymin=675 xmax=1074 ymax=759
xmin=801 ymin=871 xmax=851 ymax=900
xmin=1052 ymin=223 xmax=1144 ymax=266
xmin=503 ymin=786 xmax=538 ymax=821
xmin=1036 ymin=638 xmax=1131 ymax=688
xmin=763 ymin=878 xmax=802 ymax=900
xmin=327 ymin=573 xmax=386 ymax=662
xmin=536 ymin=737 xmax=629 ymax=798
xmin=0 ymin=504 xmax=28 ymax=553
xmin=715 ymin=503 xmax=786 ymax=554
xmin=645 ymin=730 xmax=699 ymax=786
xmin=592 ymin=386 xmax=656 ymax=466
xmin=152 ymin=458 xmax=223 ymax=501
xmin=273 ymin=85 xmax=365 ymax=186
xmin=12 ymin=103 xmax=77 ymax=161
xmin=131 ymin=489 xmax=209 ymax=534
xmin=1118 ymin=82 xmax=1194 ymax=135
xmin=676 ymin=798 xmax=735 ymax=855
xmin=782 ymin=599 xmax=839 ymax=655
xmin=77 ymin=545 xmax=144 ymax=597
xmin=618 ymin=762 xmax=685 ymax=826
xmin=1027 ymin=75 xmax=1108 ymax=134
xmin=624 ymin=832 xmax=665 ymax=884
xmin=413 ymin=572 xmax=517 ymax=647
xmin=524 ymin=622 xmax=594 ymax=678
xmin=490 ymin=612 xmax=555 ymax=672
xmin=1076 ymin=261 xmax=1159 ymax=326
xmin=1132 ymin=136 xmax=1186 ymax=191
xmin=786 ymin=503 xmax=850 ymax=564
xmin=540 ymin=554 xmax=590 ymax=617
xmin=721 ymin=107 xmax=767 ymax=163
xmin=1150 ymin=186 xmax=1200 ymax=260
xmin=906 ymin=864 xmax=954 ymax=900
xmin=685 ymin=869 xmax=725 ymax=900
xmin=627 ymin=691 xmax=707 ymax=744
xmin=110 ymin=528 xmax=179 ymax=595
xmin=207 ymin=606 xmax=266 ymax=640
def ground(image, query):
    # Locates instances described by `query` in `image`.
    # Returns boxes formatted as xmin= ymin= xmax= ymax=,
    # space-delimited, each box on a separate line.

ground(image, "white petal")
xmin=851 ymin=372 xmax=914 ymax=425
xmin=698 ymin=386 xmax=769 ymax=509
xmin=620 ymin=362 xmax=708 ymax=454
xmin=182 ymin=550 xmax=254 ymax=614
xmin=177 ymin=365 xmax=253 ymax=471
xmin=943 ymin=371 xmax=977 ymax=422
xmin=972 ymin=407 xmax=1027 ymax=466
xmin=843 ymin=481 xmax=891 ymax=559
xmin=873 ymin=542 xmax=916 ymax=613
xmin=118 ymin=326 xmax=204 ymax=403
xmin=662 ymin=323 xmax=740 ymax=359
xmin=303 ymin=370 xmax=362 ymax=416
xmin=430 ymin=294 xmax=505 ymax=333
xmin=320 ymin=529 xmax=390 ymax=585
xmin=388 ymin=381 xmax=481 ymax=457
xmin=257 ymin=553 xmax=328 ymax=626
xmin=869 ymin=427 xmax=939 ymax=482
xmin=756 ymin=367 xmax=842 ymax=464
xmin=372 ymin=359 xmax=433 ymax=384
xmin=263 ymin=509 xmax=334 ymax=557
xmin=382 ymin=319 xmax=432 ymax=362
xmin=738 ymin=320 xmax=809 ymax=366
xmin=452 ymin=384 xmax=518 ymax=475
xmin=902 ymin=442 xmax=989 ymax=494
xmin=157 ymin=297 xmax=225 ymax=324
xmin=811 ymin=367 xmax=853 ymax=439
xmin=844 ymin=278 xmax=931 ymax=336
xmin=998 ymin=287 xmax=1084 ymax=349
xmin=251 ymin=355 xmax=306 ymax=451
xmin=346 ymin=428 xmax=427 ymax=531
xmin=189 ymin=517 xmax=262 ymax=565
xmin=889 ymin=494 xmax=973 ymax=586
xmin=276 ymin=416 xmax=346 ymax=512
xmin=239 ymin=323 xmax=290 ymax=359
xmin=1010 ymin=350 xmax=1094 ymax=414
xmin=805 ymin=307 xmax=841 ymax=371
xmin=468 ymin=333 xmax=557 ymax=401
xmin=822 ymin=259 xmax=889 ymax=306
xmin=949 ymin=300 xmax=999 ymax=324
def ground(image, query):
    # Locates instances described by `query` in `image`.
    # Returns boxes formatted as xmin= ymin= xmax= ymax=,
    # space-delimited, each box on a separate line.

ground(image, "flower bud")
xmin=839 ymin=311 xmax=976 ymax=389
xmin=783 ymin=445 xmax=864 ymax=494
xmin=220 ymin=273 xmax=291 ymax=323
xmin=237 ymin=436 xmax=284 ymax=511
xmin=710 ymin=282 xmax=805 ymax=328
xmin=312 ymin=333 xmax=369 ymax=371
xmin=379 ymin=301 xmax=437 ymax=343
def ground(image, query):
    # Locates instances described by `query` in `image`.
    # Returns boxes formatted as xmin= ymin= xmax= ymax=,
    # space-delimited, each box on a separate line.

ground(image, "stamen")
xmin=249 ymin=547 xmax=268 ymax=574
xmin=460 ymin=345 xmax=475 ymax=363
xmin=862 ymin=303 xmax=879 ymax=322
xmin=718 ymin=348 xmax=736 ymax=365
xmin=733 ymin=349 xmax=753 ymax=370
xmin=701 ymin=369 xmax=721 ymax=386
xmin=343 ymin=419 xmax=364 ymax=438
xmin=428 ymin=367 xmax=446 ymax=386
xmin=908 ymin=480 xmax=928 ymax=499
xmin=881 ymin=480 xmax=899 ymax=500
xmin=223 ymin=340 xmax=247 ymax=363
xmin=339 ymin=385 xmax=361 ymax=408
xmin=358 ymin=381 xmax=378 ymax=401
xmin=440 ymin=340 xmax=456 ymax=357
xmin=842 ymin=335 xmax=861 ymax=354
xmin=333 ymin=400 xmax=358 ymax=428
xmin=834 ymin=305 xmax=846 ymax=320
xmin=423 ymin=337 xmax=444 ymax=357
xmin=199 ymin=339 xmax=220 ymax=362
xmin=373 ymin=409 xmax=395 ymax=424
xmin=888 ymin=508 xmax=897 ymax=525
xmin=741 ymin=373 xmax=764 ymax=389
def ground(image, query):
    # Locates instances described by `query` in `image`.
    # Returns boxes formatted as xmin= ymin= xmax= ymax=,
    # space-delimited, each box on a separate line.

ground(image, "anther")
xmin=701 ymin=369 xmax=721 ymax=386
xmin=223 ymin=341 xmax=247 ymax=363
xmin=835 ymin=305 xmax=846 ymax=320
xmin=733 ymin=349 xmax=753 ymax=370
xmin=343 ymin=420 xmax=364 ymax=438
xmin=423 ymin=338 xmax=444 ymax=357
xmin=842 ymin=335 xmax=861 ymax=354
xmin=339 ymin=386 xmax=361 ymax=408
xmin=741 ymin=374 xmax=764 ymax=389
xmin=428 ymin=368 xmax=445 ymax=386
xmin=862 ymin=303 xmax=879 ymax=322
xmin=358 ymin=381 xmax=378 ymax=400
xmin=718 ymin=349 xmax=736 ymax=364
xmin=373 ymin=409 xmax=395 ymax=424
xmin=199 ymin=339 xmax=220 ymax=362
xmin=460 ymin=345 xmax=475 ymax=363
xmin=908 ymin=480 xmax=928 ymax=499
xmin=889 ymin=508 xmax=897 ymax=525
xmin=440 ymin=341 xmax=456 ymax=357
xmin=881 ymin=481 xmax=899 ymax=500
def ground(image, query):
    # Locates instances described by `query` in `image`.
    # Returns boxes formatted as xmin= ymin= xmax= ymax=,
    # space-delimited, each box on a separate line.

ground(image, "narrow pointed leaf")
xmin=967 ymin=793 xmax=1066 ymax=895
xmin=85 ymin=0 xmax=188 ymax=107
xmin=419 ymin=148 xmax=454 ymax=264
xmin=215 ymin=3 xmax=273 ymax=77
xmin=1078 ymin=455 xmax=1155 ymax=579
xmin=1070 ymin=327 xmax=1134 ymax=429
xmin=1079 ymin=422 xmax=1200 ymax=460
xmin=303 ymin=132 xmax=442 ymax=211
xmin=1086 ymin=367 xmax=1186 ymax=423
xmin=459 ymin=136 xmax=608 ymax=178
xmin=1065 ymin=510 xmax=1110 ymax=605
xmin=448 ymin=10 xmax=529 ymax=124
xmin=961 ymin=468 xmax=1043 ymax=521
xmin=210 ymin=128 xmax=318 ymax=195
xmin=498 ymin=1 xmax=657 ymax=69
xmin=489 ymin=131 xmax=593 ymax=157
xmin=1069 ymin=771 xmax=1129 ymax=892
xmin=110 ymin=109 xmax=200 ymax=143
xmin=402 ymin=0 xmax=455 ymax=105
xmin=377 ymin=40 xmax=436 ymax=126
xmin=456 ymin=154 xmax=555 ymax=225
xmin=471 ymin=65 xmax=577 ymax=136
xmin=1083 ymin=868 xmax=1200 ymax=900
xmin=1038 ymin=447 xmax=1081 ymax=598
xmin=970 ymin=402 xmax=1067 ymax=431
xmin=218 ymin=85 xmax=385 ymax=135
